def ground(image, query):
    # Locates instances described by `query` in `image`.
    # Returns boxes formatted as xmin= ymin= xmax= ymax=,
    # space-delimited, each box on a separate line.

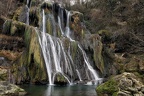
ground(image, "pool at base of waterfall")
xmin=21 ymin=84 xmax=97 ymax=96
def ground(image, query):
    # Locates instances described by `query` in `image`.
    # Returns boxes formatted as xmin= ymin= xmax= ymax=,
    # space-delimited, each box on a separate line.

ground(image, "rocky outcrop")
xmin=0 ymin=81 xmax=26 ymax=96
xmin=0 ymin=19 xmax=47 ymax=84
xmin=70 ymin=11 xmax=84 ymax=40
xmin=10 ymin=21 xmax=47 ymax=84
xmin=96 ymin=72 xmax=144 ymax=96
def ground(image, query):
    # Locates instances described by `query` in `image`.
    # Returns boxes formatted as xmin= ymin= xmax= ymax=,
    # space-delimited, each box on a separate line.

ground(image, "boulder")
xmin=96 ymin=72 xmax=144 ymax=96
xmin=0 ymin=81 xmax=26 ymax=96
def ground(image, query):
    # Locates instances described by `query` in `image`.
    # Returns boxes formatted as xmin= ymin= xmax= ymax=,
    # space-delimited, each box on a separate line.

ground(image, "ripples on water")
xmin=21 ymin=85 xmax=97 ymax=96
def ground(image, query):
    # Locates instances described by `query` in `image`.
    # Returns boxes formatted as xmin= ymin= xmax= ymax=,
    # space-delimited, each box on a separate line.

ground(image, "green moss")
xmin=46 ymin=19 xmax=52 ymax=35
xmin=24 ymin=26 xmax=32 ymax=48
xmin=93 ymin=40 xmax=104 ymax=73
xmin=11 ymin=24 xmax=47 ymax=83
xmin=112 ymin=92 xmax=118 ymax=96
xmin=71 ymin=41 xmax=78 ymax=60
xmin=56 ymin=74 xmax=67 ymax=83
xmin=96 ymin=79 xmax=118 ymax=95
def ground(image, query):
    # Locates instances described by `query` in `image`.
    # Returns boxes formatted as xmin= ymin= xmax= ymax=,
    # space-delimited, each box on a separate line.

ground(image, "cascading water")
xmin=78 ymin=45 xmax=99 ymax=81
xmin=58 ymin=16 xmax=64 ymax=35
xmin=36 ymin=10 xmax=53 ymax=85
xmin=26 ymin=0 xmax=30 ymax=25
xmin=63 ymin=7 xmax=100 ymax=82
xmin=36 ymin=3 xmax=101 ymax=85
xmin=65 ymin=11 xmax=71 ymax=38
xmin=76 ymin=69 xmax=82 ymax=81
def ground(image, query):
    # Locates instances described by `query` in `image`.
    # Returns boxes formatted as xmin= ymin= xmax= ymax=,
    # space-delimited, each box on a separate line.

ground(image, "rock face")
xmin=96 ymin=72 xmax=144 ymax=96
xmin=0 ymin=18 xmax=47 ymax=84
xmin=82 ymin=34 xmax=104 ymax=74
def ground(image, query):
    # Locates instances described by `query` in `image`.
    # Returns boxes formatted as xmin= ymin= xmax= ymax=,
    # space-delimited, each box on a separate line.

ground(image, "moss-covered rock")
xmin=96 ymin=78 xmax=118 ymax=96
xmin=96 ymin=72 xmax=144 ymax=96
xmin=12 ymin=25 xmax=47 ymax=84
xmin=2 ymin=19 xmax=26 ymax=36
xmin=1 ymin=19 xmax=47 ymax=84
xmin=54 ymin=73 xmax=69 ymax=84
xmin=0 ymin=68 xmax=8 ymax=81
xmin=0 ymin=81 xmax=26 ymax=96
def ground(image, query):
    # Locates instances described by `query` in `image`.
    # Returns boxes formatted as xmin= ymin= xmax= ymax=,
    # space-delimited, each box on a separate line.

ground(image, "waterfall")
xmin=58 ymin=16 xmax=64 ymax=35
xmin=27 ymin=0 xmax=29 ymax=5
xmin=36 ymin=9 xmax=73 ymax=85
xmin=76 ymin=69 xmax=82 ymax=81
xmin=36 ymin=4 xmax=101 ymax=85
xmin=78 ymin=45 xmax=99 ymax=81
xmin=42 ymin=10 xmax=46 ymax=34
xmin=26 ymin=0 xmax=30 ymax=25
xmin=37 ymin=31 xmax=73 ymax=84
xmin=36 ymin=10 xmax=53 ymax=85
xmin=58 ymin=7 xmax=65 ymax=35
xmin=65 ymin=11 xmax=71 ymax=38
xmin=63 ymin=8 xmax=100 ymax=82
xmin=47 ymin=34 xmax=61 ymax=72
